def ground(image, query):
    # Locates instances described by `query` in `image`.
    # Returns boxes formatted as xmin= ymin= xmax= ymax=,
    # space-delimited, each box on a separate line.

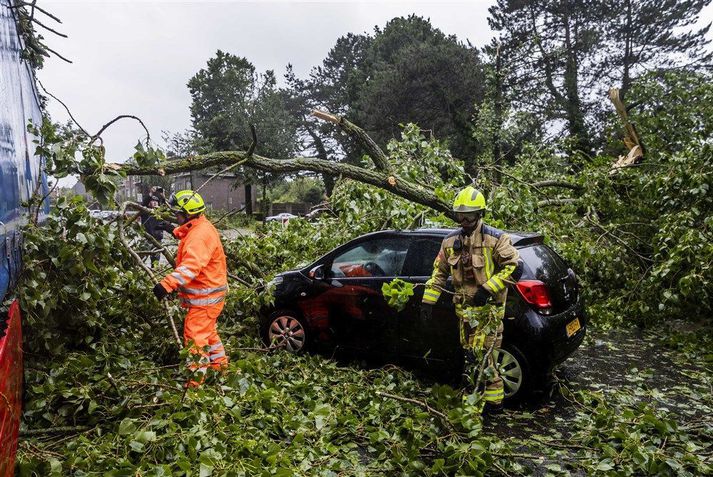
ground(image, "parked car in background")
xmin=260 ymin=228 xmax=586 ymax=401
xmin=265 ymin=212 xmax=298 ymax=223
xmin=89 ymin=209 xmax=117 ymax=221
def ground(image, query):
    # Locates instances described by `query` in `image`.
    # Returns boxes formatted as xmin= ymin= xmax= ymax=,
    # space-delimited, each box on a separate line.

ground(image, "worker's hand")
xmin=419 ymin=303 xmax=433 ymax=322
xmin=153 ymin=283 xmax=169 ymax=300
xmin=472 ymin=286 xmax=492 ymax=307
xmin=158 ymin=221 xmax=175 ymax=233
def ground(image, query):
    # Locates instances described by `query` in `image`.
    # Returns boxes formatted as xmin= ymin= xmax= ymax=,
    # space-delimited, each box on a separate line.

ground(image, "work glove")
xmin=157 ymin=221 xmax=175 ymax=233
xmin=153 ymin=283 xmax=169 ymax=300
xmin=472 ymin=286 xmax=492 ymax=307
xmin=419 ymin=303 xmax=433 ymax=322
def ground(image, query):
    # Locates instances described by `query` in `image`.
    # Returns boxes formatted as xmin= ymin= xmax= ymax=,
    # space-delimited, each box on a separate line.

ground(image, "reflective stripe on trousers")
xmin=180 ymin=294 xmax=226 ymax=307
xmin=184 ymin=302 xmax=228 ymax=385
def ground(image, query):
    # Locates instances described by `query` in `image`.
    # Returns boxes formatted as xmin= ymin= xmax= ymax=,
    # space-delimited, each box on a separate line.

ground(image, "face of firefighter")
xmin=456 ymin=211 xmax=482 ymax=234
xmin=175 ymin=211 xmax=189 ymax=225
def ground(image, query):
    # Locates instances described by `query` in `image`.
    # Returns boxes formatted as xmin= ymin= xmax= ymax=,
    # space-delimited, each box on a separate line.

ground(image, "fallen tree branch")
xmin=195 ymin=158 xmax=248 ymax=194
xmin=31 ymin=16 xmax=67 ymax=37
xmin=12 ymin=1 xmax=63 ymax=23
xmin=537 ymin=198 xmax=578 ymax=207
xmin=585 ymin=216 xmax=653 ymax=264
xmin=376 ymin=391 xmax=450 ymax=426
xmin=117 ymin=202 xmax=182 ymax=347
xmin=20 ymin=425 xmax=92 ymax=437
xmin=91 ymin=115 xmax=150 ymax=145
xmin=37 ymin=79 xmax=89 ymax=136
xmin=312 ymin=109 xmax=390 ymax=172
xmin=117 ymin=151 xmax=452 ymax=218
xmin=214 ymin=206 xmax=246 ymax=226
xmin=43 ymin=45 xmax=72 ymax=64
xmin=531 ymin=180 xmax=582 ymax=191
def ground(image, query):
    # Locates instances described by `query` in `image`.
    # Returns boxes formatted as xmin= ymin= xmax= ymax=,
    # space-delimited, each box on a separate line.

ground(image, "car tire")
xmin=261 ymin=310 xmax=310 ymax=354
xmin=493 ymin=342 xmax=532 ymax=403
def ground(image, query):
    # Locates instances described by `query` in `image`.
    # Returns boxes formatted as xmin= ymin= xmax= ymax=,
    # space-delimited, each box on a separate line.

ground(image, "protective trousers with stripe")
xmin=184 ymin=303 xmax=228 ymax=386
xmin=456 ymin=302 xmax=505 ymax=405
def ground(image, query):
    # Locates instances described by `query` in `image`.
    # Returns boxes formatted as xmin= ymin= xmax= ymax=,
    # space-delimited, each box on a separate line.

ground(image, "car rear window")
xmin=518 ymin=244 xmax=568 ymax=281
xmin=402 ymin=238 xmax=442 ymax=276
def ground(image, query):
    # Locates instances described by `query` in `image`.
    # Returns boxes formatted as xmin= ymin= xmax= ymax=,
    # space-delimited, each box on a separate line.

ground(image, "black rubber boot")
xmin=483 ymin=401 xmax=504 ymax=416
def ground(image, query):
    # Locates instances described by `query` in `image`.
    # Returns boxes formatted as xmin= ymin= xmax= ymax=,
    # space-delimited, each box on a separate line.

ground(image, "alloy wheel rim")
xmin=493 ymin=348 xmax=523 ymax=397
xmin=269 ymin=316 xmax=306 ymax=352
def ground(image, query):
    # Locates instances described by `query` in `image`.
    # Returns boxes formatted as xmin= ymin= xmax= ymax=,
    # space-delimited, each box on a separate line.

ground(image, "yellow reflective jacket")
xmin=422 ymin=221 xmax=520 ymax=306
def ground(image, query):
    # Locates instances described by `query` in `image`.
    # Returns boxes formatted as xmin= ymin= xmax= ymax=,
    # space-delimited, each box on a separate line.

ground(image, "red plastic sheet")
xmin=0 ymin=300 xmax=22 ymax=476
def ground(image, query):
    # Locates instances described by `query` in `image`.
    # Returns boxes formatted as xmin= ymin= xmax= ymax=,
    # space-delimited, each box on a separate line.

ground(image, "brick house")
xmin=118 ymin=172 xmax=257 ymax=212
xmin=171 ymin=172 xmax=257 ymax=211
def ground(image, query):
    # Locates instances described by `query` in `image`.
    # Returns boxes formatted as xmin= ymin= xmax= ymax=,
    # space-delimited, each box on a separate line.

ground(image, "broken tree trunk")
xmin=116 ymin=111 xmax=454 ymax=219
xmin=609 ymin=87 xmax=644 ymax=174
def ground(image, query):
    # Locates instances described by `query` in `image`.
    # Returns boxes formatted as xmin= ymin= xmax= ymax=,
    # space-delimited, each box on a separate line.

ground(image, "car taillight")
xmin=516 ymin=280 xmax=552 ymax=312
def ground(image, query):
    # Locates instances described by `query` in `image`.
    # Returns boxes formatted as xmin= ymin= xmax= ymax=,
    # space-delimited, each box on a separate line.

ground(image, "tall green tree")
xmin=353 ymin=16 xmax=485 ymax=163
xmin=488 ymin=0 xmax=603 ymax=158
xmin=188 ymin=50 xmax=298 ymax=214
xmin=488 ymin=0 xmax=712 ymax=158
xmin=600 ymin=0 xmax=712 ymax=101
xmin=293 ymin=16 xmax=485 ymax=166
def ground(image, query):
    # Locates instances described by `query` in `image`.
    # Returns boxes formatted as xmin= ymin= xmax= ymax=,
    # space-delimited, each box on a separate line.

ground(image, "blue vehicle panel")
xmin=0 ymin=0 xmax=47 ymax=303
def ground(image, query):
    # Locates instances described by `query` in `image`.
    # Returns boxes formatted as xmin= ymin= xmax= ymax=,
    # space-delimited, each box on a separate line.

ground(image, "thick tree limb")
xmin=531 ymin=180 xmax=583 ymax=191
xmin=312 ymin=109 xmax=390 ymax=172
xmin=537 ymin=198 xmax=578 ymax=207
xmin=117 ymin=151 xmax=453 ymax=218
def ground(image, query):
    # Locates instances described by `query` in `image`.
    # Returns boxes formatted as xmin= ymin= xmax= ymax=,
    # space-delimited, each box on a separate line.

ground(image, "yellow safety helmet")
xmin=452 ymin=186 xmax=487 ymax=213
xmin=169 ymin=189 xmax=206 ymax=215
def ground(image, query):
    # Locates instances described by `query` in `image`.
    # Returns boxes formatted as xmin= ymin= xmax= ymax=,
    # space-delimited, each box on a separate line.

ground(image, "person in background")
xmin=141 ymin=186 xmax=169 ymax=266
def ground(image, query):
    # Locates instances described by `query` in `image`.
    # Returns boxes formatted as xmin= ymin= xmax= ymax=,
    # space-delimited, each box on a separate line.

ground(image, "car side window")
xmin=331 ymin=238 xmax=409 ymax=278
xmin=402 ymin=238 xmax=442 ymax=276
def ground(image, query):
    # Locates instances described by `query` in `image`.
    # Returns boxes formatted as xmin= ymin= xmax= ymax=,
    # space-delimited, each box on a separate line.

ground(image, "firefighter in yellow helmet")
xmin=421 ymin=186 xmax=521 ymax=414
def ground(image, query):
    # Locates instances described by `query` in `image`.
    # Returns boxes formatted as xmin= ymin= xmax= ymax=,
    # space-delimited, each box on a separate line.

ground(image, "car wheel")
xmin=262 ymin=311 xmax=309 ymax=354
xmin=493 ymin=343 xmax=531 ymax=401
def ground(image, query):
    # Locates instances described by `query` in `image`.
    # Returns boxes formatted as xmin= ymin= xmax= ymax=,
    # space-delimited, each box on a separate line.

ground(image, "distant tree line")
xmin=178 ymin=0 xmax=711 ymax=211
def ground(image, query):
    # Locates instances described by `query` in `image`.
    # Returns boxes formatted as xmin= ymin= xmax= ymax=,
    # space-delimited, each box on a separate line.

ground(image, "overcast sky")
xmin=37 ymin=0 xmax=713 ymax=186
xmin=38 ymin=0 xmax=497 ymax=176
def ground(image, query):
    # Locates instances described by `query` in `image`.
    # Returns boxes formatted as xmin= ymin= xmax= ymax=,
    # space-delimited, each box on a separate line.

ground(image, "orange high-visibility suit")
xmin=160 ymin=216 xmax=228 ymax=382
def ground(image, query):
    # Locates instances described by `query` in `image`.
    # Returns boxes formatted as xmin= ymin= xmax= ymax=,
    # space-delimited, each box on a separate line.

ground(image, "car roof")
xmin=359 ymin=227 xmax=544 ymax=247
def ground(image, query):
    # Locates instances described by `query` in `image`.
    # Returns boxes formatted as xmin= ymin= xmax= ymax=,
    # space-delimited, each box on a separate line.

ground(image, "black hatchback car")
xmin=260 ymin=228 xmax=586 ymax=400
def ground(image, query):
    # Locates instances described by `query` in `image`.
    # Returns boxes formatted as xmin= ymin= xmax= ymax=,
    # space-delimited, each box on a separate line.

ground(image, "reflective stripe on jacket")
xmin=422 ymin=221 xmax=520 ymax=306
xmin=160 ymin=215 xmax=228 ymax=307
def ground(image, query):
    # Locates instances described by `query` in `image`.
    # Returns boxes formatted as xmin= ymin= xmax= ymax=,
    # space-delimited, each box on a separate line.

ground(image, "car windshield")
xmin=331 ymin=238 xmax=409 ymax=277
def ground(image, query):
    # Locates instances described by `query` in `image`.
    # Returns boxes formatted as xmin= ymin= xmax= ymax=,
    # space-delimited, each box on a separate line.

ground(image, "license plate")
xmin=566 ymin=318 xmax=581 ymax=338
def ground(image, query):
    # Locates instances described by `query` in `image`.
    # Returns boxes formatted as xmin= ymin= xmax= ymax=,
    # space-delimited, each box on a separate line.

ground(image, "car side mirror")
xmin=309 ymin=264 xmax=326 ymax=280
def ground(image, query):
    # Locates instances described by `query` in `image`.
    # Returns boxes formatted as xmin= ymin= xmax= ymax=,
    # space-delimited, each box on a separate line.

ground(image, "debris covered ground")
xmin=16 ymin=297 xmax=712 ymax=476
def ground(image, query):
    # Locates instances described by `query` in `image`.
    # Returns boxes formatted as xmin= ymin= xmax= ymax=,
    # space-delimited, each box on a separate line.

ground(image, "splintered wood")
xmin=609 ymin=88 xmax=644 ymax=175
